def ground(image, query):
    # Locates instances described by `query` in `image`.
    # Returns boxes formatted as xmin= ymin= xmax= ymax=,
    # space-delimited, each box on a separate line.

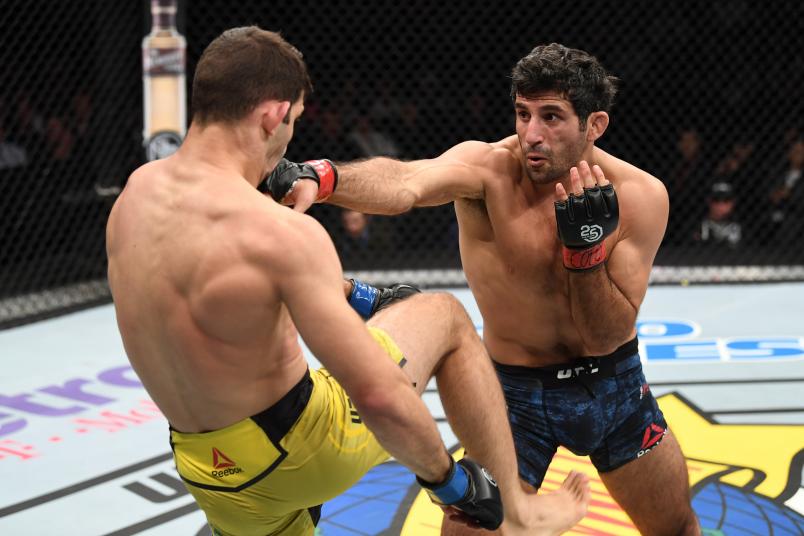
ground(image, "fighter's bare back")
xmin=106 ymin=158 xmax=308 ymax=433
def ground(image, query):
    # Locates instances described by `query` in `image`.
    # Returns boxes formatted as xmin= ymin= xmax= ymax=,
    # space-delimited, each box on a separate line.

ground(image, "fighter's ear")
xmin=586 ymin=111 xmax=609 ymax=142
xmin=260 ymin=100 xmax=292 ymax=136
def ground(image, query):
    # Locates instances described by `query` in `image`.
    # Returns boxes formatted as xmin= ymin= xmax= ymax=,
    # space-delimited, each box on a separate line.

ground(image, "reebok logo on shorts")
xmin=211 ymin=447 xmax=243 ymax=477
xmin=637 ymin=423 xmax=666 ymax=458
xmin=639 ymin=383 xmax=650 ymax=400
xmin=212 ymin=447 xmax=236 ymax=469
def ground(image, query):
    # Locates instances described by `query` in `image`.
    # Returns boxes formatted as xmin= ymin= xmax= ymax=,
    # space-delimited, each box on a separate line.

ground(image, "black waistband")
xmin=493 ymin=337 xmax=639 ymax=388
xmin=168 ymin=369 xmax=313 ymax=444
xmin=249 ymin=368 xmax=314 ymax=444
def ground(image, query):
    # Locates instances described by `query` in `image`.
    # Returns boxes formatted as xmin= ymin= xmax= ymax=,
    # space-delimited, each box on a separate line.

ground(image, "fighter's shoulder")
xmin=440 ymin=136 xmax=520 ymax=177
xmin=602 ymin=151 xmax=667 ymax=202
xmin=242 ymin=201 xmax=334 ymax=268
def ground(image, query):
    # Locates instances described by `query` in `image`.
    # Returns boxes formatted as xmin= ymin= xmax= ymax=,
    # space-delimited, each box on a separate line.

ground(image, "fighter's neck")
xmin=178 ymin=122 xmax=264 ymax=186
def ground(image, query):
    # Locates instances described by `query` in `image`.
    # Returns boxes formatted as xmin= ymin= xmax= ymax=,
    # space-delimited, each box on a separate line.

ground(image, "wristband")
xmin=416 ymin=457 xmax=469 ymax=505
xmin=562 ymin=242 xmax=606 ymax=270
xmin=306 ymin=159 xmax=338 ymax=201
xmin=348 ymin=279 xmax=378 ymax=319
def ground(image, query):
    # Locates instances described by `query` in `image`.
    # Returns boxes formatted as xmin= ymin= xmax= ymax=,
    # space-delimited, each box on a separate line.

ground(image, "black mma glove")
xmin=258 ymin=158 xmax=338 ymax=202
xmin=417 ymin=457 xmax=503 ymax=531
xmin=348 ymin=278 xmax=421 ymax=319
xmin=554 ymin=184 xmax=619 ymax=270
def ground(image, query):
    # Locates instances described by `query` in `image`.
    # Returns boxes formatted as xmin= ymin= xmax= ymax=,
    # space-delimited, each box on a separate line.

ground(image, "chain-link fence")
xmin=0 ymin=0 xmax=144 ymax=326
xmin=2 ymin=1 xmax=803 ymax=327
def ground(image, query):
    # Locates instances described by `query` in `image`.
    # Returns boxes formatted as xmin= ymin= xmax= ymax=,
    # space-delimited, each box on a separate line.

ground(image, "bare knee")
xmin=671 ymin=509 xmax=700 ymax=536
xmin=428 ymin=292 xmax=476 ymax=339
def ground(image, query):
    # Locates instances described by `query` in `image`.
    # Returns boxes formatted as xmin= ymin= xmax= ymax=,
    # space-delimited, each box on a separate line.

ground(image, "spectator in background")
xmin=334 ymin=209 xmax=393 ymax=270
xmin=711 ymin=138 xmax=757 ymax=210
xmin=693 ymin=181 xmax=742 ymax=249
xmin=0 ymin=122 xmax=27 ymax=170
xmin=44 ymin=116 xmax=75 ymax=163
xmin=663 ymin=127 xmax=709 ymax=243
xmin=316 ymin=109 xmax=352 ymax=157
xmin=11 ymin=91 xmax=47 ymax=158
xmin=767 ymin=137 xmax=804 ymax=243
xmin=347 ymin=113 xmax=402 ymax=158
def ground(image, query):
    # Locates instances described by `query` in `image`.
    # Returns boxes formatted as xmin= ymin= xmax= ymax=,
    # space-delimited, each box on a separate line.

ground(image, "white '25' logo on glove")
xmin=580 ymin=224 xmax=604 ymax=243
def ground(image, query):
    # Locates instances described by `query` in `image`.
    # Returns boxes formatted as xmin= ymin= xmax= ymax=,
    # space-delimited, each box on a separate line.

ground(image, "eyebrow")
xmin=514 ymin=102 xmax=567 ymax=113
xmin=536 ymin=104 xmax=566 ymax=113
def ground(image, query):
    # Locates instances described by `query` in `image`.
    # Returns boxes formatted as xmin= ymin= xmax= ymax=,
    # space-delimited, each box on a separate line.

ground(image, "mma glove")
xmin=348 ymin=279 xmax=421 ymax=319
xmin=258 ymin=158 xmax=338 ymax=202
xmin=555 ymin=184 xmax=619 ymax=270
xmin=417 ymin=457 xmax=504 ymax=531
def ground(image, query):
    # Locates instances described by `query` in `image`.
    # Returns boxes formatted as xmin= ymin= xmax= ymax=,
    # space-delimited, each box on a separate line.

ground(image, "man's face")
xmin=678 ymin=130 xmax=701 ymax=160
xmin=709 ymin=198 xmax=735 ymax=220
xmin=514 ymin=93 xmax=587 ymax=184
xmin=265 ymin=97 xmax=304 ymax=172
xmin=342 ymin=210 xmax=367 ymax=237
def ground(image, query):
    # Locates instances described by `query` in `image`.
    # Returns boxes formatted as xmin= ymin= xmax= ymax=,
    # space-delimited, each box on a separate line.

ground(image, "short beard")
xmin=523 ymin=137 xmax=586 ymax=185
xmin=526 ymin=164 xmax=566 ymax=185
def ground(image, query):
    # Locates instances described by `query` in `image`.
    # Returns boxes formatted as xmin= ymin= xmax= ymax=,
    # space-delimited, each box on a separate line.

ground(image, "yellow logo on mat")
xmin=400 ymin=393 xmax=804 ymax=535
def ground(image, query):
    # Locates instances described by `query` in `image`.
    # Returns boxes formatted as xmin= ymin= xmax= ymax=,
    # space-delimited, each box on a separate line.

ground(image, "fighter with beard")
xmin=265 ymin=43 xmax=700 ymax=535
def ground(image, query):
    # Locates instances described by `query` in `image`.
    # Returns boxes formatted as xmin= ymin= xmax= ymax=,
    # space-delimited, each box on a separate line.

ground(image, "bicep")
xmin=405 ymin=142 xmax=490 ymax=206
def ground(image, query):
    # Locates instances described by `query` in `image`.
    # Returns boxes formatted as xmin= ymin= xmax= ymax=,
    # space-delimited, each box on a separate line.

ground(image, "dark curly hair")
xmin=511 ymin=43 xmax=619 ymax=128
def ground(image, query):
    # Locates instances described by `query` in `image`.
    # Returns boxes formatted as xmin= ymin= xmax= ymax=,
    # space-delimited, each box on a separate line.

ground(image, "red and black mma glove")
xmin=258 ymin=158 xmax=338 ymax=202
xmin=555 ymin=184 xmax=619 ymax=271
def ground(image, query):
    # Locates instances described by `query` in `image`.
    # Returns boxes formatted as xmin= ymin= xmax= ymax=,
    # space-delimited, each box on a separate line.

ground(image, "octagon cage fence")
xmin=1 ymin=0 xmax=803 ymax=328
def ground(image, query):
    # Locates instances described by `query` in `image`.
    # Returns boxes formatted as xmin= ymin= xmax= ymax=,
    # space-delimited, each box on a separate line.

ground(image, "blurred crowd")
xmin=3 ymin=76 xmax=803 ymax=275
xmin=661 ymin=125 xmax=804 ymax=253
xmin=289 ymin=84 xmax=804 ymax=265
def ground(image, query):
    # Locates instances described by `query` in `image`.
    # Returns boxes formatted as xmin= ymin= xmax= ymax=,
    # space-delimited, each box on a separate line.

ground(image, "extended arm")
xmin=330 ymin=152 xmax=485 ymax=214
xmin=262 ymin=141 xmax=493 ymax=214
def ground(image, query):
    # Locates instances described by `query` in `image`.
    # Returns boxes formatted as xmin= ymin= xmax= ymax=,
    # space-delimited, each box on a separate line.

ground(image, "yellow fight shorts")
xmin=170 ymin=327 xmax=406 ymax=536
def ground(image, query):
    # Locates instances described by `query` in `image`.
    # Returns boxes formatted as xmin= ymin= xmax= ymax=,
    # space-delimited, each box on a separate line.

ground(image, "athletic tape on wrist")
xmin=419 ymin=459 xmax=470 ymax=505
xmin=307 ymin=160 xmax=337 ymax=201
xmin=348 ymin=279 xmax=378 ymax=319
xmin=563 ymin=242 xmax=606 ymax=270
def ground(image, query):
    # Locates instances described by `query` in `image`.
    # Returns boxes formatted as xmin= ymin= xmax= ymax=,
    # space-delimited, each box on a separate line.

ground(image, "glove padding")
xmin=417 ymin=457 xmax=503 ymax=531
xmin=555 ymin=184 xmax=619 ymax=270
xmin=258 ymin=158 xmax=338 ymax=202
xmin=348 ymin=279 xmax=421 ymax=319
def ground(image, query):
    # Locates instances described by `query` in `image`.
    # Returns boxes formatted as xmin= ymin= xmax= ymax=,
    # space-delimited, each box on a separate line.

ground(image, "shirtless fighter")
xmin=106 ymin=28 xmax=587 ymax=535
xmin=265 ymin=43 xmax=700 ymax=535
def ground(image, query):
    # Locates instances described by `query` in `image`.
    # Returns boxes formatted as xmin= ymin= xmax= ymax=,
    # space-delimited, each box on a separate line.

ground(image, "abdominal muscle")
xmin=457 ymin=207 xmax=587 ymax=367
xmin=471 ymin=272 xmax=585 ymax=368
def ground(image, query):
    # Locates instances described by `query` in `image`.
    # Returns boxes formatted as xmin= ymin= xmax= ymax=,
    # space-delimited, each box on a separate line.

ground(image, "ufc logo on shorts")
xmin=556 ymin=364 xmax=600 ymax=379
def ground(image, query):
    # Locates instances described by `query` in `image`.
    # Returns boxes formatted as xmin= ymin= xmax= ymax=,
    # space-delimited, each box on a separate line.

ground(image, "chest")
xmin=456 ymin=193 xmax=565 ymax=278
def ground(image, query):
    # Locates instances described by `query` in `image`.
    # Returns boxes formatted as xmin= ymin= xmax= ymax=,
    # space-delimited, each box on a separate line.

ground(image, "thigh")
xmin=500 ymin=379 xmax=558 ymax=489
xmin=590 ymin=365 xmax=666 ymax=472
xmin=367 ymin=292 xmax=471 ymax=395
xmin=599 ymin=430 xmax=698 ymax=535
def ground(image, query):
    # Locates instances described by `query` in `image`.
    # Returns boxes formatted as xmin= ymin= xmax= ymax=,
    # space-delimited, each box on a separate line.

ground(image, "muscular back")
xmin=106 ymin=160 xmax=307 ymax=433
xmin=456 ymin=136 xmax=666 ymax=366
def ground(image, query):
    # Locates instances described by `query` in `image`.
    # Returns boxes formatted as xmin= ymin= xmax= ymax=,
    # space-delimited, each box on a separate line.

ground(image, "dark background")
xmin=1 ymin=0 xmax=803 ymax=326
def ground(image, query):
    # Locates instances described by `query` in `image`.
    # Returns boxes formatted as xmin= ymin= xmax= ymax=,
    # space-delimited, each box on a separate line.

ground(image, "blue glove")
xmin=347 ymin=279 xmax=421 ymax=319
xmin=417 ymin=457 xmax=503 ymax=531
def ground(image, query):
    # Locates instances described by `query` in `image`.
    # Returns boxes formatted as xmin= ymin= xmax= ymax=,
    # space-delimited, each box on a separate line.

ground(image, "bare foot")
xmin=507 ymin=470 xmax=590 ymax=535
xmin=440 ymin=471 xmax=590 ymax=536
